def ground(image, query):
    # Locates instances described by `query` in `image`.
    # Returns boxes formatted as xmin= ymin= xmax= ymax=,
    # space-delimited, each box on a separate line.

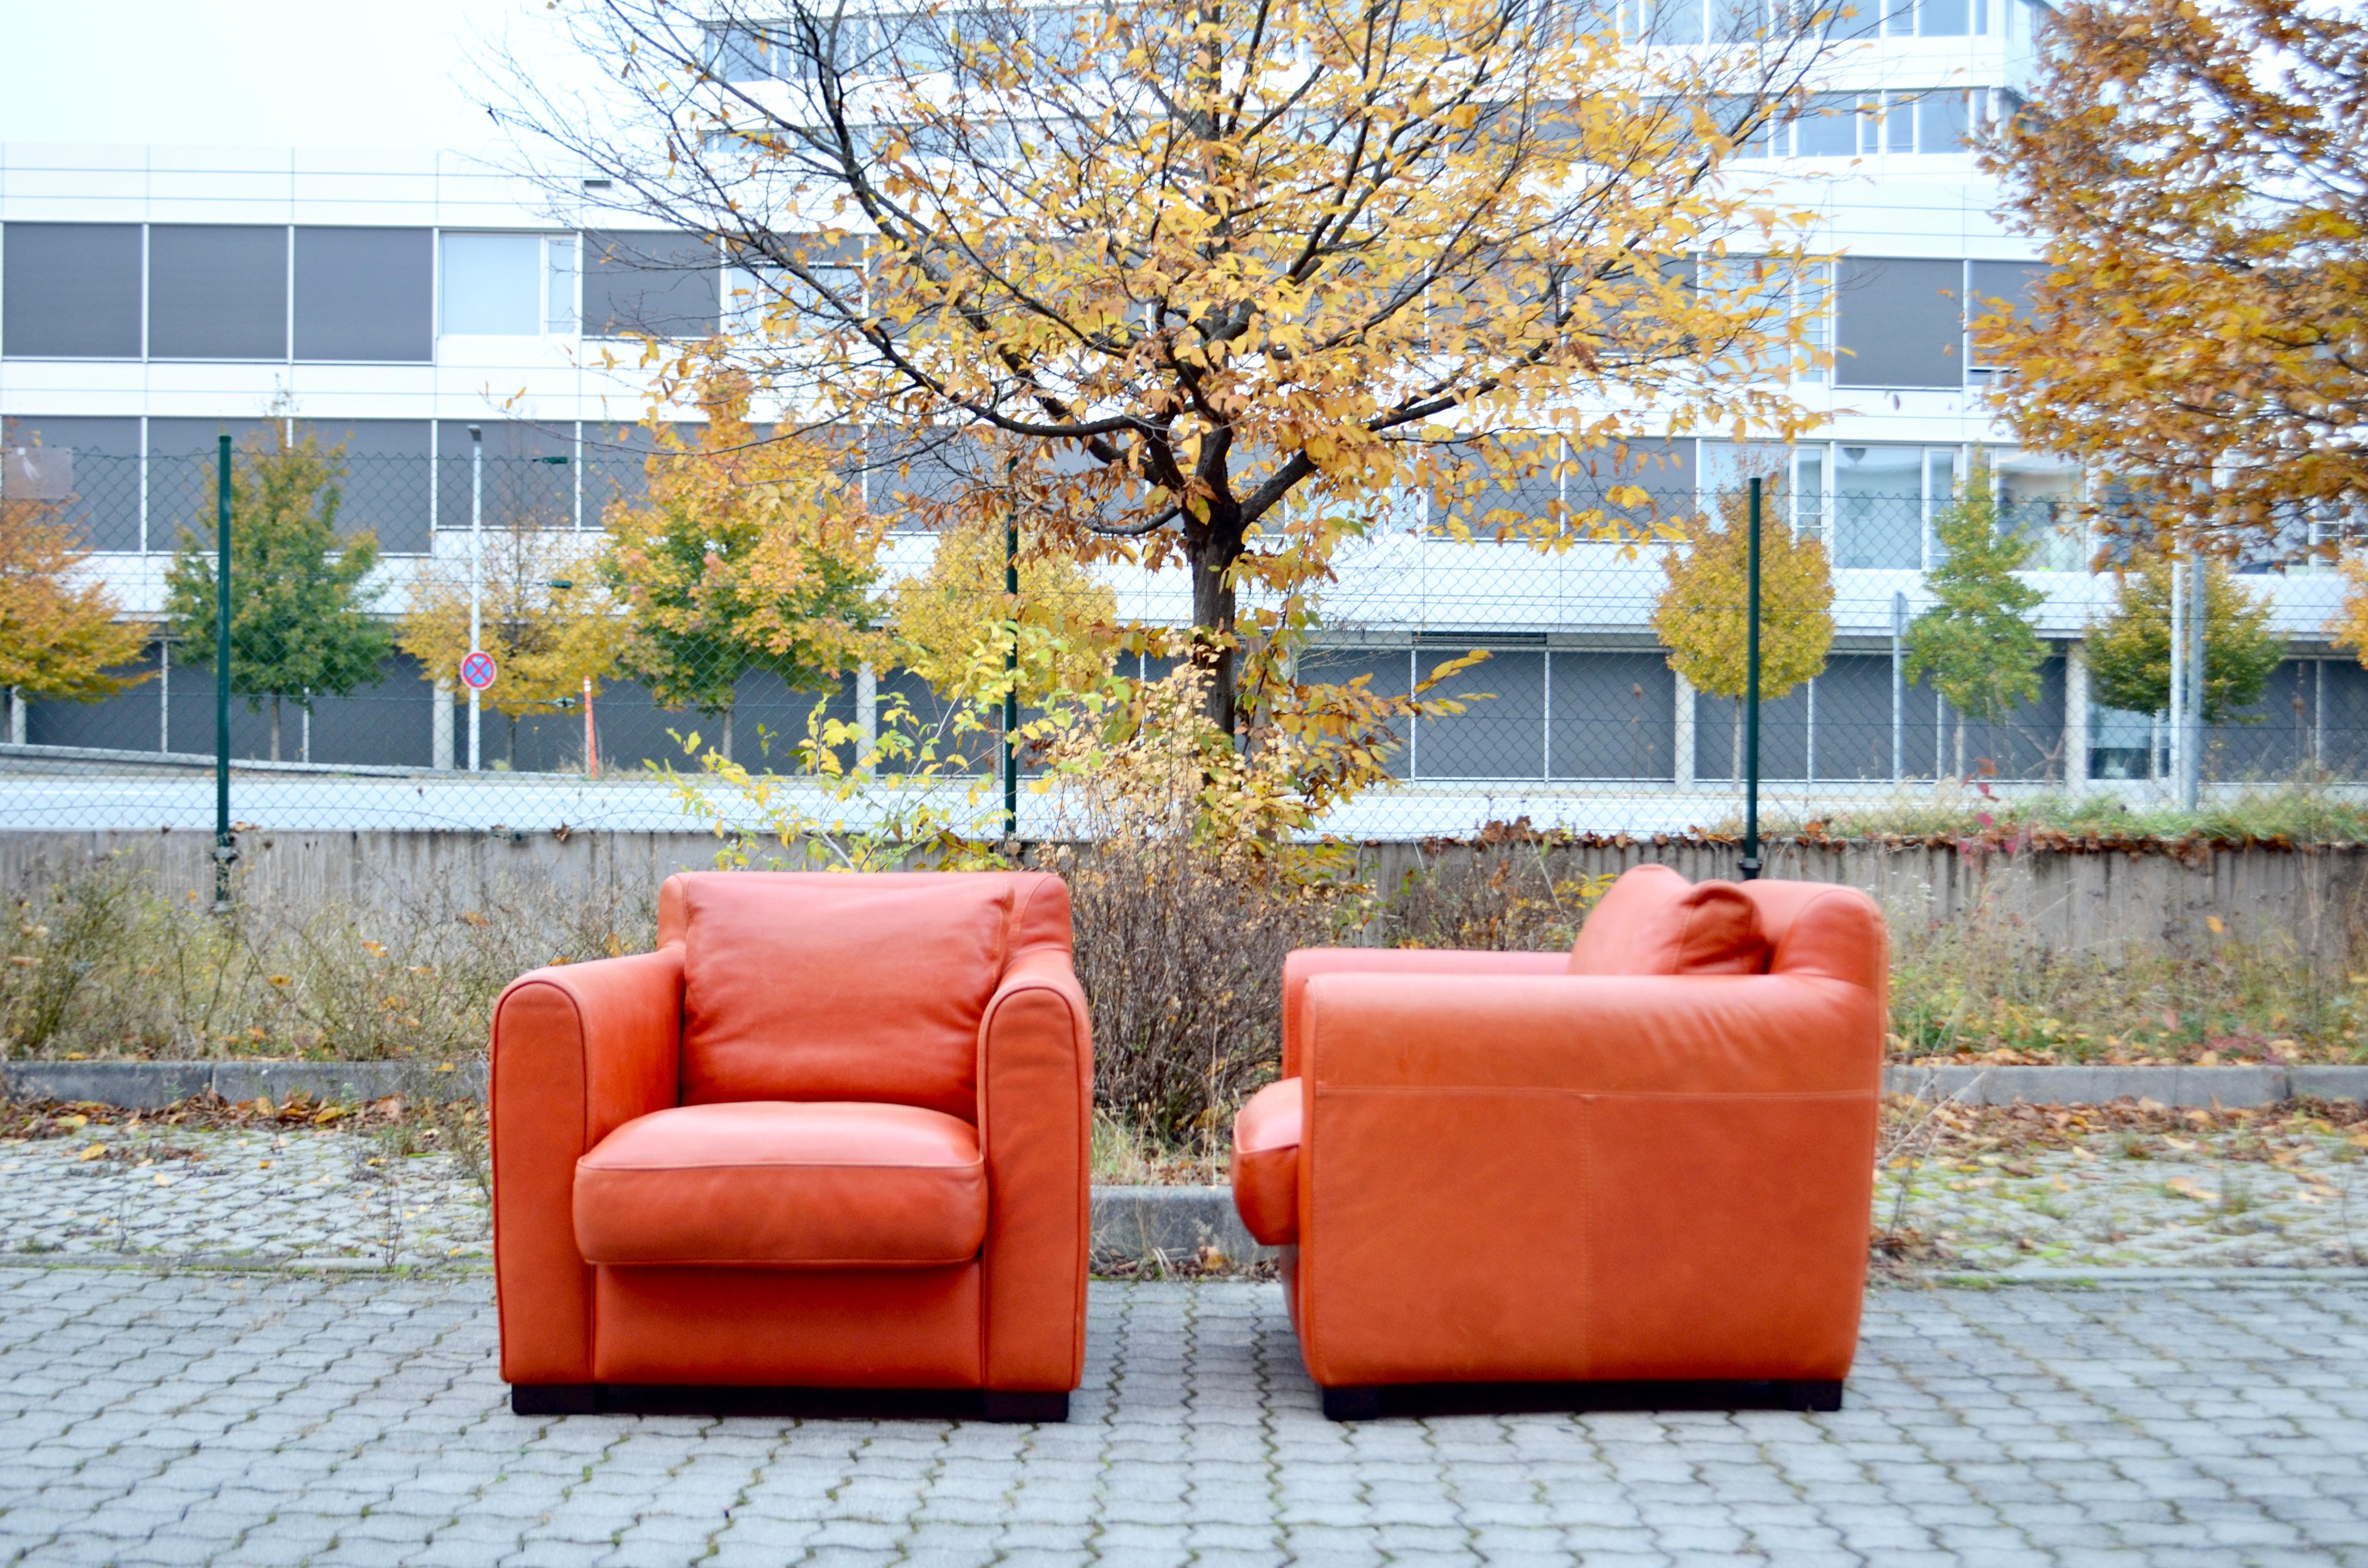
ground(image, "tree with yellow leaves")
xmin=397 ymin=528 xmax=622 ymax=769
xmin=601 ymin=373 xmax=887 ymax=762
xmin=0 ymin=483 xmax=150 ymax=714
xmin=501 ymin=0 xmax=1845 ymax=735
xmin=1651 ymin=484 xmax=1834 ymax=781
xmin=892 ymin=519 xmax=1117 ymax=710
xmin=1975 ymin=0 xmax=2368 ymax=549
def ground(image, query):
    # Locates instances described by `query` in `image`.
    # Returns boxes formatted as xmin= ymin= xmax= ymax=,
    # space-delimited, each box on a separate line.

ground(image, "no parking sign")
xmin=460 ymin=650 xmax=497 ymax=691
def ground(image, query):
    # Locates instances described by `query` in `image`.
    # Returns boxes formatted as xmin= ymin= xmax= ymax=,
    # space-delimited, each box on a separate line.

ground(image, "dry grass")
xmin=0 ymin=856 xmax=654 ymax=1064
xmin=1888 ymin=891 xmax=2368 ymax=1065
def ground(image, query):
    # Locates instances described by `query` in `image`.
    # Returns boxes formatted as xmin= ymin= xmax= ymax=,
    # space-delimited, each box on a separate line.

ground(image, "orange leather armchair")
xmin=1230 ymin=865 xmax=1886 ymax=1420
xmin=492 ymin=871 xmax=1091 ymax=1421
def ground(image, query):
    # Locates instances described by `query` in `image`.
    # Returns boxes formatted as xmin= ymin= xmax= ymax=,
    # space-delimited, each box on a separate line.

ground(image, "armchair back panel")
xmin=669 ymin=872 xmax=1073 ymax=1120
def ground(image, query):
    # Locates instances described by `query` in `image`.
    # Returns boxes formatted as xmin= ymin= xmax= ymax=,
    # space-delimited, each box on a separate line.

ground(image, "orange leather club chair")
xmin=492 ymin=871 xmax=1091 ymax=1421
xmin=1229 ymin=864 xmax=1886 ymax=1421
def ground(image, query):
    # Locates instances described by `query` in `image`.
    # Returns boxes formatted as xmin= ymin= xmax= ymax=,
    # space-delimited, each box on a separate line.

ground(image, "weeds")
xmin=0 ymin=855 xmax=653 ymax=1063
xmin=1889 ymin=886 xmax=2368 ymax=1065
xmin=1752 ymin=779 xmax=2368 ymax=845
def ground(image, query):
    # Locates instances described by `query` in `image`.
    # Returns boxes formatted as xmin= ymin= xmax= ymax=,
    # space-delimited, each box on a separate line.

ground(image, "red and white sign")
xmin=459 ymin=650 xmax=498 ymax=691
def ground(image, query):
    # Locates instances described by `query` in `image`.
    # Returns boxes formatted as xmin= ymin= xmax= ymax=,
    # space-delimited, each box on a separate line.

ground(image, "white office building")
xmin=0 ymin=1 xmax=2355 ymax=835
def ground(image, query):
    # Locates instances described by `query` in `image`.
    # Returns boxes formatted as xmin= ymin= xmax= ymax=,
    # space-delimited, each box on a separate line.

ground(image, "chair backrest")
xmin=1566 ymin=864 xmax=1768 ymax=975
xmin=1568 ymin=864 xmax=1885 ymax=991
xmin=658 ymin=870 xmax=1073 ymax=1120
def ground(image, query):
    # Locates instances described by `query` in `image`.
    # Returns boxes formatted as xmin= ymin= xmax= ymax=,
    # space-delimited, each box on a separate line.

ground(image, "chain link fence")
xmin=2 ymin=444 xmax=2362 ymax=843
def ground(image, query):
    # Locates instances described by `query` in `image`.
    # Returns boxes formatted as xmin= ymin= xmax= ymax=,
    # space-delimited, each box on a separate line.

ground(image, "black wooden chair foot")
xmin=1321 ymin=1385 xmax=1384 ymax=1422
xmin=981 ymin=1390 xmax=1070 ymax=1423
xmin=510 ymin=1384 xmax=598 ymax=1416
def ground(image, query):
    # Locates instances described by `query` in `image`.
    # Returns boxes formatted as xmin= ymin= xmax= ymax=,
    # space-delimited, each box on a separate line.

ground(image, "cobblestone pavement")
xmin=2 ymin=1268 xmax=2367 ymax=1566
xmin=0 ymin=1124 xmax=486 ymax=1270
xmin=7 ymin=1119 xmax=2363 ymax=1274
xmin=1882 ymin=1128 xmax=2367 ymax=1272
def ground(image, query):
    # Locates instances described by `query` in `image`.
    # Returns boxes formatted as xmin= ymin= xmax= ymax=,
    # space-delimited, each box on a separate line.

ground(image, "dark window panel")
xmin=1552 ymin=651 xmax=1675 ymax=780
xmin=1696 ymin=685 xmax=1808 ymax=781
xmin=435 ymin=420 xmax=575 ymax=531
xmin=148 ymin=225 xmax=288 ymax=360
xmin=2 ymin=223 xmax=143 ymax=358
xmin=1299 ymin=649 xmax=1410 ymax=778
xmin=0 ymin=416 xmax=142 ymax=551
xmin=25 ymin=642 xmax=164 ymax=751
xmin=582 ymin=231 xmax=719 ymax=339
xmin=1835 ymin=257 xmax=1962 ymax=388
xmin=1566 ymin=437 xmax=1697 ymax=532
xmin=294 ymin=228 xmax=432 ymax=362
xmin=1805 ymin=654 xmax=1898 ymax=781
xmin=1967 ymin=259 xmax=2045 ymax=368
xmin=1412 ymin=649 xmax=1544 ymax=779
xmin=296 ymin=418 xmax=432 ymax=551
xmin=147 ymin=416 xmax=286 ymax=553
xmin=2208 ymin=658 xmax=2314 ymax=782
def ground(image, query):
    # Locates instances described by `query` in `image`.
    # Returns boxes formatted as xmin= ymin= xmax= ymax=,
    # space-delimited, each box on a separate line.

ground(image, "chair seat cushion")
xmin=1230 ymin=1078 xmax=1303 ymax=1246
xmin=574 ymin=1101 xmax=989 ymax=1267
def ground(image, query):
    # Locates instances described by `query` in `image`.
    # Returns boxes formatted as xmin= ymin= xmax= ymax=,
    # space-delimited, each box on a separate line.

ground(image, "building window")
xmin=1834 ymin=256 xmax=1964 ymax=388
xmin=296 ymin=228 xmax=434 ymax=362
xmin=583 ymin=231 xmax=720 ymax=340
xmin=440 ymin=233 xmax=558 ymax=337
xmin=0 ymin=224 xmax=144 ymax=359
xmin=148 ymin=226 xmax=289 ymax=360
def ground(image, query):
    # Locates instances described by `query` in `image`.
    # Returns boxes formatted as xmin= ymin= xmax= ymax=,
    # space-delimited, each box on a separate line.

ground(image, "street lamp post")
xmin=468 ymin=425 xmax=483 ymax=774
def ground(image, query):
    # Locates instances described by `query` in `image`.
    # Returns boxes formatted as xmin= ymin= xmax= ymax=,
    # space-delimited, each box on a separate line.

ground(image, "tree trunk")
xmin=506 ymin=714 xmax=519 ymax=769
xmin=270 ymin=696 xmax=282 ymax=763
xmin=719 ymin=706 xmax=735 ymax=764
xmin=1954 ymin=718 xmax=1966 ymax=780
xmin=1730 ymin=702 xmax=1742 ymax=784
xmin=1183 ymin=511 xmax=1245 ymax=736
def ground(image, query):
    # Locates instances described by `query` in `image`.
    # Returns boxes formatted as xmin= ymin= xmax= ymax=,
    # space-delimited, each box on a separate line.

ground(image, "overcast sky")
xmin=0 ymin=0 xmax=590 ymax=150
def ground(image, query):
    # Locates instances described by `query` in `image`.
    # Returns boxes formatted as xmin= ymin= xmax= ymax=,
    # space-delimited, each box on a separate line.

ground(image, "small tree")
xmin=0 ymin=484 xmax=152 ymax=714
xmin=1652 ymin=487 xmax=1835 ymax=780
xmin=2087 ymin=553 xmax=2282 ymax=735
xmin=163 ymin=425 xmax=389 ymax=761
xmin=1905 ymin=461 xmax=2049 ymax=778
xmin=397 ymin=529 xmax=623 ymax=768
xmin=601 ymin=373 xmax=884 ymax=761
xmin=892 ymin=518 xmax=1118 ymax=710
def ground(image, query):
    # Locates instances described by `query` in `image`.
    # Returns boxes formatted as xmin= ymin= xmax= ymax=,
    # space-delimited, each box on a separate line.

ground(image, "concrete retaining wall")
xmin=5 ymin=828 xmax=2368 ymax=959
xmin=9 ymin=1058 xmax=2364 ymax=1112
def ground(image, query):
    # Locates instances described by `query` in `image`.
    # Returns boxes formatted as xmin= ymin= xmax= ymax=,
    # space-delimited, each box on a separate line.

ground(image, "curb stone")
xmin=1 ymin=1058 xmax=485 ymax=1109
xmin=1881 ymin=1063 xmax=2368 ymax=1108
xmin=7 ymin=1059 xmax=2365 ymax=1111
xmin=1090 ymin=1184 xmax=1272 ymax=1265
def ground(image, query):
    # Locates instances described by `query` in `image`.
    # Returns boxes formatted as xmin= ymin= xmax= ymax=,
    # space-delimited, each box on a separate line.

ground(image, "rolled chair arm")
xmin=1281 ymin=948 xmax=1568 ymax=1078
xmin=492 ymin=948 xmax=684 ymax=1386
xmin=976 ymin=947 xmax=1093 ymax=1393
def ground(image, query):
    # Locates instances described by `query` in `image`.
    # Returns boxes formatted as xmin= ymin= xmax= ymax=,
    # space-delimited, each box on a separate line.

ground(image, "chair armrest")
xmin=976 ymin=947 xmax=1092 ymax=1393
xmin=491 ymin=948 xmax=683 ymax=1385
xmin=1301 ymin=971 xmax=1879 ymax=1097
xmin=1293 ymin=971 xmax=1882 ymax=1388
xmin=1281 ymin=948 xmax=1567 ymax=1078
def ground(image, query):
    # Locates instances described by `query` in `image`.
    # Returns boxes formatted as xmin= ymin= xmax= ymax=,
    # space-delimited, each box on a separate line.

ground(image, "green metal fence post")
xmin=212 ymin=434 xmax=234 ymax=914
xmin=1003 ymin=468 xmax=1020 ymax=843
xmin=1741 ymin=475 xmax=1763 ymax=882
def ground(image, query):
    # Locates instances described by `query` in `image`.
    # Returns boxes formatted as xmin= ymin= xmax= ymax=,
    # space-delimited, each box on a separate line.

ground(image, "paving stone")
xmin=3 ymin=1271 xmax=2368 ymax=1564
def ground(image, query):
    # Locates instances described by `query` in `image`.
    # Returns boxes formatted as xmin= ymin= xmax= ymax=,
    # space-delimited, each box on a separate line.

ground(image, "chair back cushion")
xmin=1566 ymin=864 xmax=1769 ymax=976
xmin=666 ymin=870 xmax=1072 ymax=1120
